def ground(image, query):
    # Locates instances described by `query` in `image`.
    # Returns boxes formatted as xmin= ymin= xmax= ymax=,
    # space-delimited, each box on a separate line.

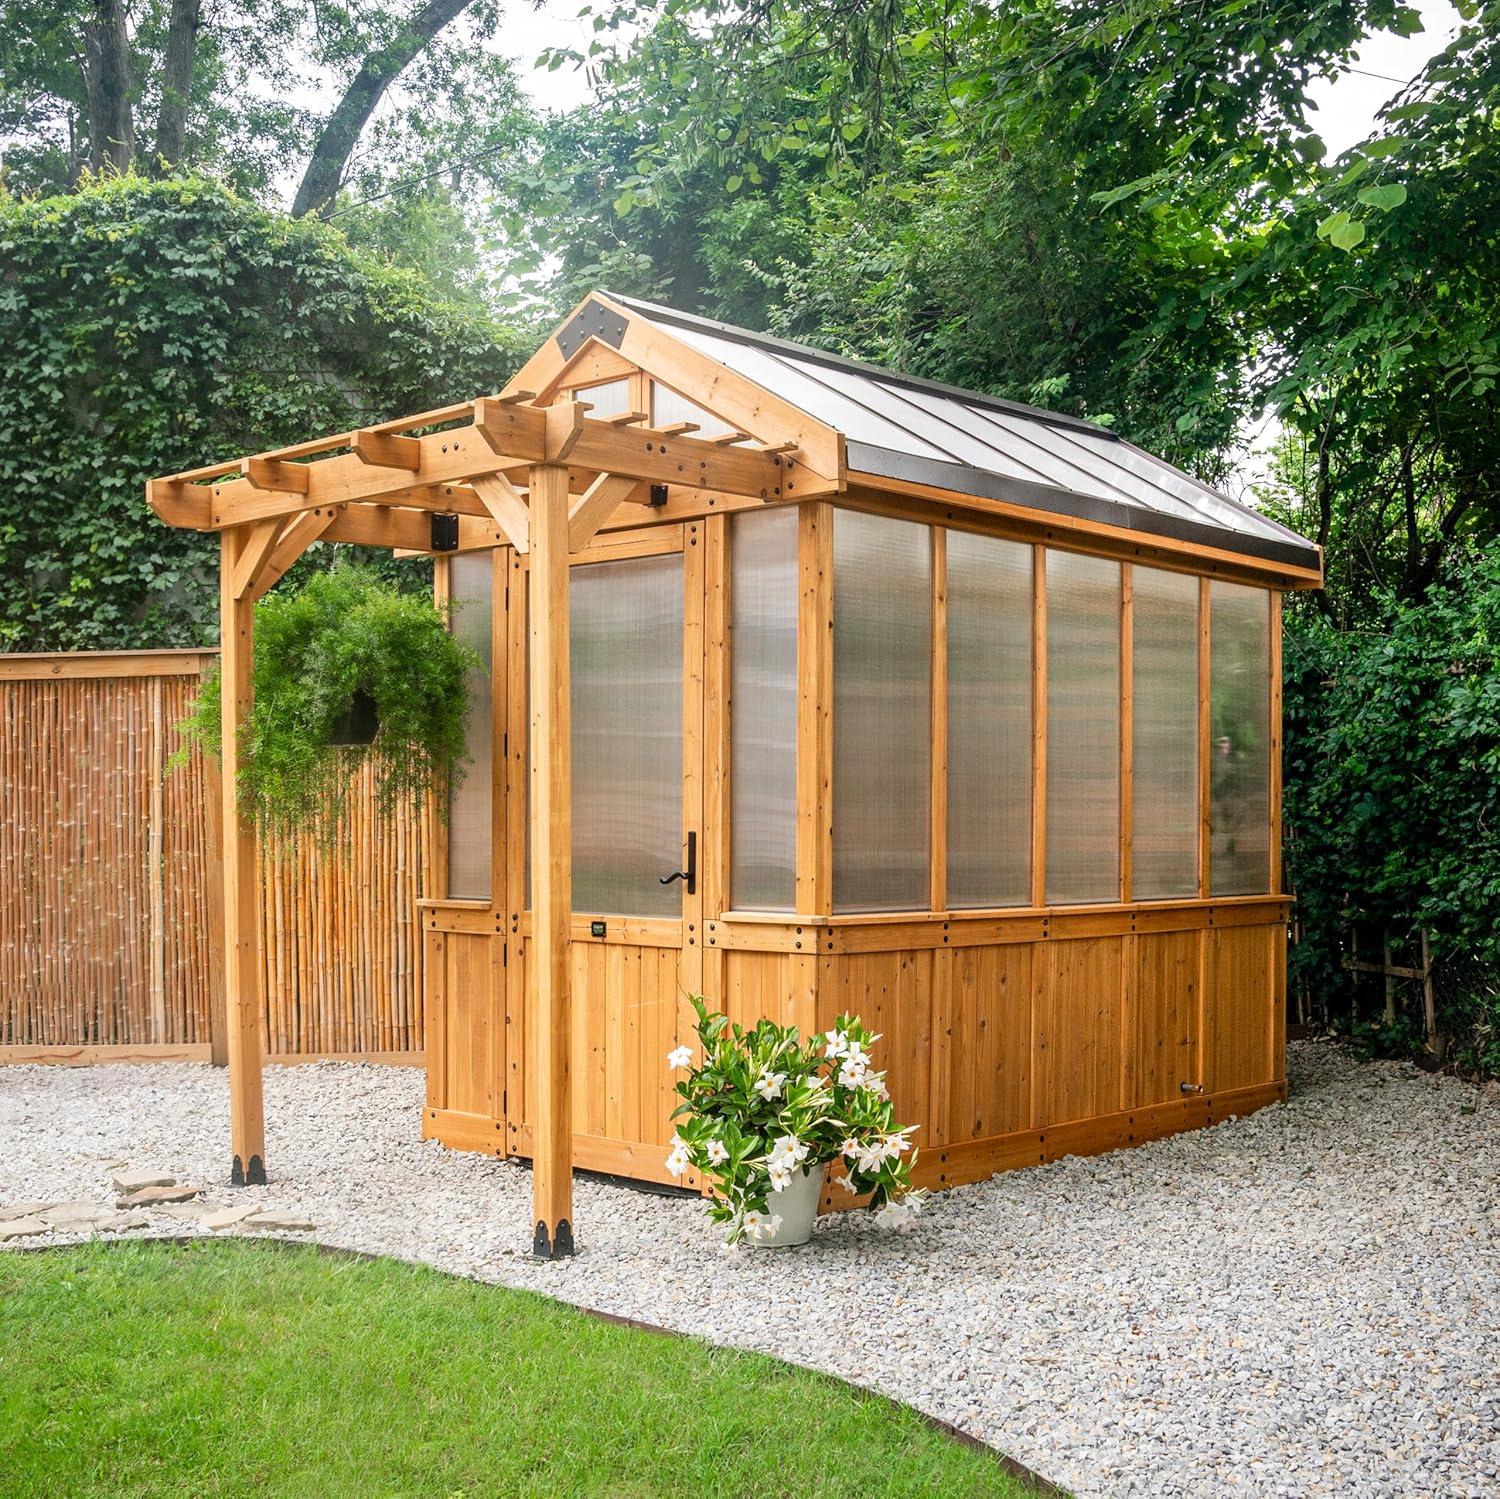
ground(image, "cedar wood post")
xmin=220 ymin=527 xmax=267 ymax=1183
xmin=529 ymin=462 xmax=574 ymax=1257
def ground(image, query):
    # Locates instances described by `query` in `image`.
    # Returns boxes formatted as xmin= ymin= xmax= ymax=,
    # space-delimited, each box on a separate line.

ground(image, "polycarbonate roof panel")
xmin=611 ymin=294 xmax=1320 ymax=570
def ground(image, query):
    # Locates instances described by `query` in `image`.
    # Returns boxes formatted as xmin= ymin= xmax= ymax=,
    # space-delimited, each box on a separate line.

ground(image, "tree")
xmin=0 ymin=175 xmax=537 ymax=650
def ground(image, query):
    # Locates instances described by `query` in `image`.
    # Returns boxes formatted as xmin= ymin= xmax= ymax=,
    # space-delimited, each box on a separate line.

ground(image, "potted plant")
xmin=179 ymin=567 xmax=480 ymax=840
xmin=665 ymin=997 xmax=924 ymax=1246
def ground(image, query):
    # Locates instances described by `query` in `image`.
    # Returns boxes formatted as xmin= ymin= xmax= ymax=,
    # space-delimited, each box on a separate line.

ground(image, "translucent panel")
xmin=946 ymin=532 xmax=1032 ymax=908
xmin=833 ymin=510 xmax=931 ymax=912
xmin=575 ymin=378 xmax=631 ymax=418
xmin=651 ymin=381 xmax=736 ymax=439
xmin=447 ymin=552 xmax=494 ymax=900
xmin=571 ymin=554 xmax=683 ymax=915
xmin=730 ymin=509 xmax=798 ymax=910
xmin=1131 ymin=567 xmax=1199 ymax=899
xmin=1045 ymin=551 xmax=1120 ymax=904
xmin=1209 ymin=582 xmax=1272 ymax=895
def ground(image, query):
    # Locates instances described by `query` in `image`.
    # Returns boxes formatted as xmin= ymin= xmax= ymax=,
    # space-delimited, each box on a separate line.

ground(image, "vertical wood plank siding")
xmin=0 ymin=652 xmax=426 ymax=1060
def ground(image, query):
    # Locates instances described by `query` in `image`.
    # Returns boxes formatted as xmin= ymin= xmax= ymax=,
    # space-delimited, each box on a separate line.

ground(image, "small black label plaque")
xmin=590 ymin=920 xmax=607 ymax=938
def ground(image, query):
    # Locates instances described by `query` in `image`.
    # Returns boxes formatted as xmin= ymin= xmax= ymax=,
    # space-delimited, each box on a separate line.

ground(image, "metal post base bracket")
xmin=231 ymin=1154 xmax=267 ymax=1187
xmin=533 ymin=1218 xmax=575 ymax=1260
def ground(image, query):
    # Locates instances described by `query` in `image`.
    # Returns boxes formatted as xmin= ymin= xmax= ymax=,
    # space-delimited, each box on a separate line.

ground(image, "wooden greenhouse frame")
xmin=150 ymin=291 xmax=1323 ymax=1257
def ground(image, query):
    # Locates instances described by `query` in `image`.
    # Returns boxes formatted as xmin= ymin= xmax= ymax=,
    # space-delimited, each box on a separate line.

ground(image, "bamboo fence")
xmin=0 ymin=650 xmax=426 ymax=1064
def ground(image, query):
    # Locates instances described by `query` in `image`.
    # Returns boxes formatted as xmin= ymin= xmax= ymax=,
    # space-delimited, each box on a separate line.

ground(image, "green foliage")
xmin=0 ymin=175 xmax=533 ymax=650
xmin=0 ymin=1240 xmax=1026 ymax=1496
xmin=1283 ymin=557 xmax=1500 ymax=1074
xmin=669 ymin=998 xmax=921 ymax=1243
xmin=178 ymin=569 xmax=480 ymax=842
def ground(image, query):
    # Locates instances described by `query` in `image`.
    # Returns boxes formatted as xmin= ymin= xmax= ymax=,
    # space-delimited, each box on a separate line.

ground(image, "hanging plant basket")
xmin=327 ymin=687 xmax=380 ymax=747
xmin=178 ymin=568 xmax=481 ymax=842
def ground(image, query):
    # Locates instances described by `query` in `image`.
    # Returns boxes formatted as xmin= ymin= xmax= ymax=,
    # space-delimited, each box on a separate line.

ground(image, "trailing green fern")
xmin=179 ymin=569 xmax=481 ymax=844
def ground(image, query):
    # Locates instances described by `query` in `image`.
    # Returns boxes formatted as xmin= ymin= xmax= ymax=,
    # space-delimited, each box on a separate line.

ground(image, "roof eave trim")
xmin=845 ymin=442 xmax=1324 ymax=575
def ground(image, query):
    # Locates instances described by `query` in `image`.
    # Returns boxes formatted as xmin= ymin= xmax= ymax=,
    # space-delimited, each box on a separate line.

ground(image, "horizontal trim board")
xmin=848 ymin=445 xmax=1321 ymax=573
xmin=706 ymin=900 xmax=1291 ymax=953
xmin=0 ymin=649 xmax=217 ymax=681
xmin=0 ymin=1043 xmax=213 ymax=1066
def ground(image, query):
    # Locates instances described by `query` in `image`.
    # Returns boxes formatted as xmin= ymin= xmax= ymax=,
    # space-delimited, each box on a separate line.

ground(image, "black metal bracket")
xmin=659 ymin=831 xmax=696 ymax=895
xmin=231 ymin=1153 xmax=267 ymax=1187
xmin=430 ymin=512 xmax=459 ymax=552
xmin=648 ymin=483 xmax=669 ymax=508
xmin=556 ymin=298 xmax=629 ymax=359
xmin=533 ymin=1218 xmax=576 ymax=1259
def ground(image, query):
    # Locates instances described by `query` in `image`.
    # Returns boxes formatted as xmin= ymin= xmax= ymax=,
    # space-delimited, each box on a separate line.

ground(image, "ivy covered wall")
xmin=0 ymin=176 xmax=534 ymax=650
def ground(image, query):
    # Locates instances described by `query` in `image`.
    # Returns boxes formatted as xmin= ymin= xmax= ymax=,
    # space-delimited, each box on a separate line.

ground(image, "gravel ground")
xmin=2 ymin=1039 xmax=1496 ymax=1497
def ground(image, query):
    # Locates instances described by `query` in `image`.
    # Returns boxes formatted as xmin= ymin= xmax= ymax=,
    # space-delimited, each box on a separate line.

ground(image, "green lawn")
xmin=0 ymin=1240 xmax=1035 ymax=1498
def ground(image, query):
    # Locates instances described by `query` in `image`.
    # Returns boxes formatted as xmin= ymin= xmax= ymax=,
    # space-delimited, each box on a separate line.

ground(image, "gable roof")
xmin=609 ymin=293 xmax=1321 ymax=575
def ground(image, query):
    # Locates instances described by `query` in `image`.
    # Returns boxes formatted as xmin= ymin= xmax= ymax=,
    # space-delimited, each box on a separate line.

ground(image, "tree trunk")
xmin=290 ymin=0 xmax=474 ymax=219
xmin=152 ymin=0 xmax=202 ymax=174
xmin=83 ymin=0 xmax=134 ymax=174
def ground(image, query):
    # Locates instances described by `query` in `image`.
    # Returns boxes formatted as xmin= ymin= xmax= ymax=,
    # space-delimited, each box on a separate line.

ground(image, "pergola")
xmin=155 ymin=289 xmax=1326 ymax=1254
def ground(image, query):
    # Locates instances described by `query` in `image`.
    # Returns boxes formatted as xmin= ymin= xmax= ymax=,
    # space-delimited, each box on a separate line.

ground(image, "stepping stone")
xmin=0 ymin=1216 xmax=48 ymax=1241
xmin=96 ymin=1211 xmax=151 ymax=1232
xmin=0 ymin=1203 xmax=55 ymax=1222
xmin=112 ymin=1169 xmax=176 ymax=1194
xmin=157 ymin=1200 xmax=225 ymax=1222
xmin=116 ymin=1185 xmax=202 ymax=1208
xmin=38 ymin=1201 xmax=111 ymax=1228
xmin=202 ymin=1205 xmax=263 ymax=1232
xmin=242 ymin=1211 xmax=315 ymax=1233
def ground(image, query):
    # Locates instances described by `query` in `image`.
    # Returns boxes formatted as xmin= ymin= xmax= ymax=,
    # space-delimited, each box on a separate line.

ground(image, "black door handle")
xmin=659 ymin=831 xmax=696 ymax=895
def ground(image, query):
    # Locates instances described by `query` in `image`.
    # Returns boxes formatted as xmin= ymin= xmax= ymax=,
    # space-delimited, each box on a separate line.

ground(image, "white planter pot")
xmin=753 ymin=1165 xmax=823 ymax=1248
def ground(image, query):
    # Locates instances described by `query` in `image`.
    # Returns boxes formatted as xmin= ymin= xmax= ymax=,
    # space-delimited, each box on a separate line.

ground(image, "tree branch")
xmin=291 ymin=0 xmax=475 ymax=219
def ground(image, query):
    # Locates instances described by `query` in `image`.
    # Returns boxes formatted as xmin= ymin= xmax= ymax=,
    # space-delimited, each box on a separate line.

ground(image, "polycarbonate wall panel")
xmin=575 ymin=377 xmax=631 ymax=418
xmin=447 ymin=552 xmax=494 ymax=900
xmin=1209 ymin=582 xmax=1272 ymax=895
xmin=833 ymin=510 xmax=931 ymax=912
xmin=1045 ymin=551 xmax=1120 ymax=904
xmin=571 ymin=554 xmax=683 ymax=915
xmin=946 ymin=532 xmax=1032 ymax=908
xmin=1131 ymin=567 xmax=1199 ymax=899
xmin=730 ymin=509 xmax=798 ymax=910
xmin=651 ymin=381 xmax=736 ymax=439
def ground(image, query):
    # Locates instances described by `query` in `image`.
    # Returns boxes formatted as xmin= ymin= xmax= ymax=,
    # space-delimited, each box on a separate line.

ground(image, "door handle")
xmin=659 ymin=831 xmax=696 ymax=895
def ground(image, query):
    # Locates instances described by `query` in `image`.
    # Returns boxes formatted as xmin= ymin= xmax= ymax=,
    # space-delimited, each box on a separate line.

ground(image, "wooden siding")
xmin=0 ymin=653 xmax=426 ymax=1061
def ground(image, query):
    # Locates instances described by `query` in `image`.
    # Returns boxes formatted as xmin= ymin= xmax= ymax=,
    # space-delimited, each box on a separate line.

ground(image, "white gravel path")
xmin=2 ymin=1039 xmax=1496 ymax=1497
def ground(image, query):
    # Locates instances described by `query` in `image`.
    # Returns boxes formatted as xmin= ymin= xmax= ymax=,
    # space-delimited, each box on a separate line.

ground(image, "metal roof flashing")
xmin=605 ymin=290 xmax=1322 ymax=575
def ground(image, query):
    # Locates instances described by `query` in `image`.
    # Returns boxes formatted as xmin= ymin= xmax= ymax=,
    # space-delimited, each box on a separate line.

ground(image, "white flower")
xmin=666 ymin=1044 xmax=693 ymax=1070
xmin=880 ymin=1131 xmax=911 ymax=1160
xmin=875 ymin=1198 xmax=919 ymax=1232
xmin=824 ymin=1028 xmax=849 ymax=1060
xmin=743 ymin=1209 xmax=783 ymax=1241
xmin=837 ymin=1054 xmax=869 ymax=1089
xmin=862 ymin=1070 xmax=890 ymax=1099
xmin=768 ymin=1162 xmax=793 ymax=1192
xmin=705 ymin=1138 xmax=729 ymax=1166
xmin=840 ymin=1137 xmax=861 ymax=1161
xmin=831 ymin=1172 xmax=857 ymax=1194
xmin=768 ymin=1134 xmax=810 ymax=1170
xmin=753 ymin=1070 xmax=785 ymax=1101
xmin=664 ymin=1133 xmax=691 ymax=1177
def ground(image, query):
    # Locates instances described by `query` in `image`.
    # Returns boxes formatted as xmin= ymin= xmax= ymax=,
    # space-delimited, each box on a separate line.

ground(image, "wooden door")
xmin=505 ymin=527 xmax=704 ymax=1184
